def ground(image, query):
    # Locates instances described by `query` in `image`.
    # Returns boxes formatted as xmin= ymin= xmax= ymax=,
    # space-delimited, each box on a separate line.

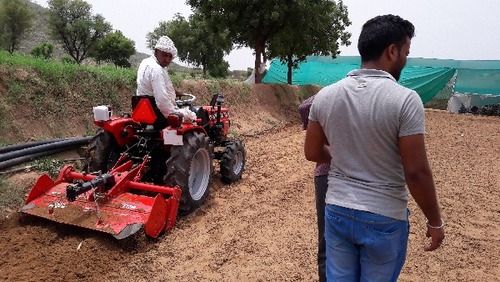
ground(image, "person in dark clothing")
xmin=299 ymin=95 xmax=329 ymax=282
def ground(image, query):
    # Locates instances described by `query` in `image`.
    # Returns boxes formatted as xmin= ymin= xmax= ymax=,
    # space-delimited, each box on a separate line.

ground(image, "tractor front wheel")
xmin=220 ymin=140 xmax=246 ymax=184
xmin=164 ymin=132 xmax=213 ymax=214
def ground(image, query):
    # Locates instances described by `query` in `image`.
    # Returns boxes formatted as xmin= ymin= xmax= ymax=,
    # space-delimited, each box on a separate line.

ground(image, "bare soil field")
xmin=0 ymin=110 xmax=498 ymax=281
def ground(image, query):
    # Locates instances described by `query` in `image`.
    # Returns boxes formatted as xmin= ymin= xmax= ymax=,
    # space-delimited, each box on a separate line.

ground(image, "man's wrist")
xmin=427 ymin=219 xmax=445 ymax=229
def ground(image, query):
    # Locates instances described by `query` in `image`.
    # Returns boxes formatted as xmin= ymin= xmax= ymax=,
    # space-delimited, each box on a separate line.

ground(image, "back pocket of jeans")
xmin=363 ymin=223 xmax=405 ymax=263
xmin=370 ymin=223 xmax=401 ymax=236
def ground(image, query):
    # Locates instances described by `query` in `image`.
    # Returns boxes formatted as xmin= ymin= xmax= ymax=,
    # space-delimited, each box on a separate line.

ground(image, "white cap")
xmin=154 ymin=36 xmax=177 ymax=58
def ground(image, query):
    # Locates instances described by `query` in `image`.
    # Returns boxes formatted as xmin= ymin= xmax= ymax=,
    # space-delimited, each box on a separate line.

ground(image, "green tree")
xmin=48 ymin=0 xmax=111 ymax=64
xmin=188 ymin=0 xmax=289 ymax=83
xmin=0 ymin=0 xmax=33 ymax=54
xmin=208 ymin=60 xmax=229 ymax=78
xmin=147 ymin=14 xmax=189 ymax=55
xmin=92 ymin=31 xmax=136 ymax=68
xmin=31 ymin=43 xmax=54 ymax=59
xmin=268 ymin=0 xmax=351 ymax=84
xmin=147 ymin=13 xmax=232 ymax=77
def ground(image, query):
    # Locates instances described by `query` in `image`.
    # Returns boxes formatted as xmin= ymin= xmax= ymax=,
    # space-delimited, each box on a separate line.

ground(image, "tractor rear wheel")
xmin=220 ymin=140 xmax=246 ymax=184
xmin=164 ymin=132 xmax=213 ymax=214
xmin=84 ymin=130 xmax=121 ymax=173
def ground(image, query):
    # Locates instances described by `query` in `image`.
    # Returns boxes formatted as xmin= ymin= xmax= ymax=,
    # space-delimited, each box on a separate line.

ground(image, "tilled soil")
xmin=0 ymin=110 xmax=499 ymax=281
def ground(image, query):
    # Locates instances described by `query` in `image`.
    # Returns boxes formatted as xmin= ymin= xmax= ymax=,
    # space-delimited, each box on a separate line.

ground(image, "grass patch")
xmin=274 ymin=85 xmax=289 ymax=103
xmin=206 ymin=80 xmax=222 ymax=95
xmin=297 ymin=85 xmax=321 ymax=101
xmin=7 ymin=81 xmax=25 ymax=102
xmin=28 ymin=88 xmax=47 ymax=109
xmin=0 ymin=50 xmax=136 ymax=89
xmin=0 ymin=50 xmax=137 ymax=119
xmin=238 ymin=83 xmax=252 ymax=98
xmin=0 ymin=105 xmax=7 ymax=131
xmin=31 ymin=158 xmax=64 ymax=178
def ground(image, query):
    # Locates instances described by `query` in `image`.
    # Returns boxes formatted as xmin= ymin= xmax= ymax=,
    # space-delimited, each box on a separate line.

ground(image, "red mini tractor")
xmin=21 ymin=93 xmax=246 ymax=239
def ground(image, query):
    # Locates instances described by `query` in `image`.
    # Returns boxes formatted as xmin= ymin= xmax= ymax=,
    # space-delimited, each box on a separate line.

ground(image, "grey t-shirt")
xmin=309 ymin=69 xmax=425 ymax=220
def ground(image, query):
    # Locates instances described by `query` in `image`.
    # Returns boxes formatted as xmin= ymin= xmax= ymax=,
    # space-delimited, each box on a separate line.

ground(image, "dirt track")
xmin=0 ymin=110 xmax=499 ymax=281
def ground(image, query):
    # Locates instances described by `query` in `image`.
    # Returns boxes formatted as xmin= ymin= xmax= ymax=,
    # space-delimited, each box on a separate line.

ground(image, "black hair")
xmin=358 ymin=14 xmax=415 ymax=62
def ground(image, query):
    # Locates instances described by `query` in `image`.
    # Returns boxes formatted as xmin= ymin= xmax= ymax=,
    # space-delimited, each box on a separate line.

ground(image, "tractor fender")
xmin=176 ymin=124 xmax=207 ymax=136
xmin=95 ymin=117 xmax=138 ymax=146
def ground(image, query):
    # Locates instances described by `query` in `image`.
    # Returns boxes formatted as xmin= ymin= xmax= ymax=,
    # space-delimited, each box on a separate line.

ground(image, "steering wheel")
xmin=175 ymin=93 xmax=196 ymax=108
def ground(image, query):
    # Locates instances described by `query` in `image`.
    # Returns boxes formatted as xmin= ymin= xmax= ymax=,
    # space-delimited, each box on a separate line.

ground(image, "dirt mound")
xmin=0 ymin=213 xmax=155 ymax=281
xmin=180 ymin=80 xmax=317 ymax=136
xmin=0 ymin=64 xmax=317 ymax=143
xmin=0 ymin=172 xmax=39 ymax=218
xmin=0 ymin=66 xmax=132 ymax=143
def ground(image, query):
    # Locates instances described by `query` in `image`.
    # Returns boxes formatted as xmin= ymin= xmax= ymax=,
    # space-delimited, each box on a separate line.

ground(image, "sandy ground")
xmin=0 ymin=110 xmax=499 ymax=281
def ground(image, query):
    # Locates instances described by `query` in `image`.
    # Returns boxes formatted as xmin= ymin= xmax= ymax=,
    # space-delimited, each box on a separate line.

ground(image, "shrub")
xmin=30 ymin=43 xmax=54 ymax=59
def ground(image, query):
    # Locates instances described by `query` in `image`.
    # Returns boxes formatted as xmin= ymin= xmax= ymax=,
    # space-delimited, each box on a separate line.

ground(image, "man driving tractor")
xmin=136 ymin=35 xmax=196 ymax=122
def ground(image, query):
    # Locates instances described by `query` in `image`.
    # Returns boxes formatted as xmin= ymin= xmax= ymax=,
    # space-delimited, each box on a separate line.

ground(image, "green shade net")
xmin=263 ymin=56 xmax=500 ymax=103
xmin=399 ymin=66 xmax=456 ymax=103
xmin=455 ymin=69 xmax=500 ymax=96
xmin=411 ymin=58 xmax=500 ymax=96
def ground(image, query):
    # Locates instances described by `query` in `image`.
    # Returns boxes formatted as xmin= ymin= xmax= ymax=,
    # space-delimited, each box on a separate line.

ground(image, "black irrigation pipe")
xmin=0 ymin=147 xmax=69 ymax=171
xmin=0 ymin=157 xmax=86 ymax=176
xmin=0 ymin=137 xmax=92 ymax=171
xmin=0 ymin=137 xmax=91 ymax=163
xmin=0 ymin=138 xmax=69 ymax=154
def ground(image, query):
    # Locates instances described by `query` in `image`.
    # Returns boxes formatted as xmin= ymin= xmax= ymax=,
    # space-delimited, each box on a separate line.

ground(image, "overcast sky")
xmin=32 ymin=0 xmax=500 ymax=70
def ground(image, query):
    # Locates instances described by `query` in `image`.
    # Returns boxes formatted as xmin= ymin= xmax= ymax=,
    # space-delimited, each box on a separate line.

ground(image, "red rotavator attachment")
xmin=21 ymin=159 xmax=181 ymax=239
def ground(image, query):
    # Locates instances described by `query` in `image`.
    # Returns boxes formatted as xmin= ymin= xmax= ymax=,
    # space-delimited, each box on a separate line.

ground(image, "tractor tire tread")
xmin=220 ymin=140 xmax=246 ymax=184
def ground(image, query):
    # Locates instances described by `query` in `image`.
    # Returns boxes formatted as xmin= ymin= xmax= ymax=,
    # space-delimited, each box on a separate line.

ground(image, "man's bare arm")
xmin=399 ymin=134 xmax=444 ymax=251
xmin=304 ymin=120 xmax=331 ymax=163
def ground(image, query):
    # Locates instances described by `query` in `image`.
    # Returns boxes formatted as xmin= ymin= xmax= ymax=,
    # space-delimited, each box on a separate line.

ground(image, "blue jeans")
xmin=325 ymin=204 xmax=409 ymax=282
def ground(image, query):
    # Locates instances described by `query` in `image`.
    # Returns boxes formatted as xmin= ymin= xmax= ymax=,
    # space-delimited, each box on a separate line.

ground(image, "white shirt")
xmin=136 ymin=56 xmax=196 ymax=121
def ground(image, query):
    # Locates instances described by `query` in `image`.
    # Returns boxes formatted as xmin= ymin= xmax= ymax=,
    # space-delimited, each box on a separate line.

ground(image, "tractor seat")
xmin=131 ymin=96 xmax=168 ymax=130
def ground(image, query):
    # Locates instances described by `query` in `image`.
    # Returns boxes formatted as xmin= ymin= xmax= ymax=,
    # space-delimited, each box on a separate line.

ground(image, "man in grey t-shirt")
xmin=304 ymin=15 xmax=444 ymax=281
